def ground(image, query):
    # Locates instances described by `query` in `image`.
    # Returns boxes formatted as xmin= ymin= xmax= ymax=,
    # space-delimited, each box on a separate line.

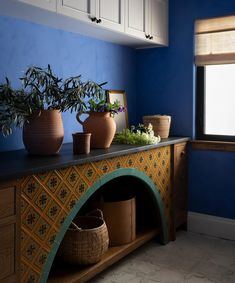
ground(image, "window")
xmin=196 ymin=65 xmax=235 ymax=141
xmin=195 ymin=16 xmax=235 ymax=142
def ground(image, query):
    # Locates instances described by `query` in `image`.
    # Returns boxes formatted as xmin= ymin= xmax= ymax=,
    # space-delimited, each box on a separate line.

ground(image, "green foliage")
xmin=0 ymin=65 xmax=107 ymax=136
xmin=113 ymin=123 xmax=161 ymax=145
xmin=20 ymin=64 xmax=62 ymax=110
xmin=0 ymin=79 xmax=30 ymax=136
xmin=87 ymin=95 xmax=123 ymax=116
xmin=60 ymin=77 xmax=106 ymax=113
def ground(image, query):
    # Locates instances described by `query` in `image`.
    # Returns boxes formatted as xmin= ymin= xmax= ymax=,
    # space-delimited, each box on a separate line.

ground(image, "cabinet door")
xmin=95 ymin=0 xmax=124 ymax=32
xmin=149 ymin=0 xmax=168 ymax=45
xmin=0 ymin=224 xmax=15 ymax=281
xmin=0 ymin=183 xmax=20 ymax=283
xmin=18 ymin=0 xmax=56 ymax=12
xmin=125 ymin=0 xmax=149 ymax=40
xmin=57 ymin=0 xmax=96 ymax=24
xmin=173 ymin=143 xmax=188 ymax=236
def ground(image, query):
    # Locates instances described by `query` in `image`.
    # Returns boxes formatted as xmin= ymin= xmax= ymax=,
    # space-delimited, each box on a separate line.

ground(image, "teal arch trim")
xmin=40 ymin=168 xmax=168 ymax=283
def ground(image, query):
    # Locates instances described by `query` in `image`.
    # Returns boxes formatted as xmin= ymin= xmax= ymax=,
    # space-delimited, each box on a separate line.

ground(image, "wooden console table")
xmin=0 ymin=137 xmax=189 ymax=283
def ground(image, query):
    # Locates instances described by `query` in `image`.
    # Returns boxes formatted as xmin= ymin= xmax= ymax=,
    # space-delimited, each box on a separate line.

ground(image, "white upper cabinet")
xmin=57 ymin=0 xmax=96 ymax=24
xmin=149 ymin=0 xmax=168 ymax=45
xmin=57 ymin=0 xmax=124 ymax=32
xmin=125 ymin=0 xmax=168 ymax=45
xmin=94 ymin=0 xmax=124 ymax=32
xmin=17 ymin=0 xmax=56 ymax=12
xmin=3 ymin=0 xmax=168 ymax=47
xmin=125 ymin=0 xmax=149 ymax=40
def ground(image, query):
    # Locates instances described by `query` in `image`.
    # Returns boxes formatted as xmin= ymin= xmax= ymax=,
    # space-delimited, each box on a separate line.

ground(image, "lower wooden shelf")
xmin=48 ymin=227 xmax=160 ymax=283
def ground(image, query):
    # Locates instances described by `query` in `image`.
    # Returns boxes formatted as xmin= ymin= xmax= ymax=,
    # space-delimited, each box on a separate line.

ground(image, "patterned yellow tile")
xmin=108 ymin=156 xmax=123 ymax=170
xmin=75 ymin=163 xmax=88 ymax=174
xmin=78 ymin=163 xmax=100 ymax=185
xmin=34 ymin=189 xmax=51 ymax=211
xmin=57 ymin=167 xmax=69 ymax=177
xmin=21 ymin=196 xmax=29 ymax=214
xmin=56 ymin=183 xmax=72 ymax=205
xmin=33 ymin=218 xmax=51 ymax=242
xmin=94 ymin=159 xmax=112 ymax=175
xmin=46 ymin=171 xmax=62 ymax=193
xmin=74 ymin=178 xmax=89 ymax=198
xmin=21 ymin=261 xmax=29 ymax=283
xmin=21 ymin=229 xmax=29 ymax=250
xmin=24 ymin=268 xmax=40 ymax=283
xmin=37 ymin=171 xmax=50 ymax=182
xmin=22 ymin=176 xmax=41 ymax=201
xmin=46 ymin=200 xmax=62 ymax=222
xmin=56 ymin=208 xmax=68 ymax=228
xmin=66 ymin=193 xmax=78 ymax=211
xmin=34 ymin=248 xmax=48 ymax=270
xmin=22 ymin=238 xmax=41 ymax=262
xmin=64 ymin=166 xmax=80 ymax=188
xmin=22 ymin=207 xmax=40 ymax=231
xmin=46 ymin=226 xmax=58 ymax=247
xmin=125 ymin=155 xmax=136 ymax=168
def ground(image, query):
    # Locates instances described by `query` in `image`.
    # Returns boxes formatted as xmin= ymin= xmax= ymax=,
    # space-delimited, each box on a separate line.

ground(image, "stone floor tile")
xmin=90 ymin=231 xmax=235 ymax=283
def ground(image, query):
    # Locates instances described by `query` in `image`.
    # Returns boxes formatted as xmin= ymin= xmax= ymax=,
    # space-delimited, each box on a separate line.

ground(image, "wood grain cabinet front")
xmin=0 ymin=183 xmax=20 ymax=283
xmin=172 ymin=142 xmax=188 ymax=238
xmin=0 ymin=187 xmax=15 ymax=219
xmin=0 ymin=224 xmax=15 ymax=281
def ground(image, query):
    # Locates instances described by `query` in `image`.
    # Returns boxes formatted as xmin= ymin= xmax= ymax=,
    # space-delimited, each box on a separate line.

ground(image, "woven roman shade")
xmin=195 ymin=15 xmax=235 ymax=65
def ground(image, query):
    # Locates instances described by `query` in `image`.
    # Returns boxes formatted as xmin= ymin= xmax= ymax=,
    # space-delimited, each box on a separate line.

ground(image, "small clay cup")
xmin=72 ymin=132 xmax=91 ymax=155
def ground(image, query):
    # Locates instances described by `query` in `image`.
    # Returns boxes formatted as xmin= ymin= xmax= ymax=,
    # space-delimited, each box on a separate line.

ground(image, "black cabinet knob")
xmin=91 ymin=17 xmax=97 ymax=22
xmin=96 ymin=18 xmax=102 ymax=24
xmin=149 ymin=36 xmax=153 ymax=40
xmin=145 ymin=34 xmax=150 ymax=39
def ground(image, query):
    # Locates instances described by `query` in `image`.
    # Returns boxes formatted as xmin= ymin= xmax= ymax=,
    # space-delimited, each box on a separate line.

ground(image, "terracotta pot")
xmin=97 ymin=196 xmax=136 ymax=246
xmin=23 ymin=109 xmax=64 ymax=155
xmin=72 ymin=132 xmax=91 ymax=155
xmin=143 ymin=115 xmax=171 ymax=138
xmin=76 ymin=112 xmax=116 ymax=149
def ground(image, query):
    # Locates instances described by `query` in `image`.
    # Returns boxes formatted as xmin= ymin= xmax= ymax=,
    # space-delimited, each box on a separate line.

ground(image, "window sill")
xmin=190 ymin=140 xmax=235 ymax=152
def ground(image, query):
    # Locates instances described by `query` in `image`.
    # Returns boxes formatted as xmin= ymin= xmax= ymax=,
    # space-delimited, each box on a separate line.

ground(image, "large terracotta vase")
xmin=23 ymin=109 xmax=64 ymax=155
xmin=76 ymin=112 xmax=116 ymax=149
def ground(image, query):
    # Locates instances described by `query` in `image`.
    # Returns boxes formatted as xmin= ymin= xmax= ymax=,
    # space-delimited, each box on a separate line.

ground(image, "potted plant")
xmin=76 ymin=93 xmax=125 ymax=149
xmin=0 ymin=65 xmax=65 ymax=155
xmin=0 ymin=65 xmax=108 ymax=154
xmin=21 ymin=65 xmax=65 ymax=155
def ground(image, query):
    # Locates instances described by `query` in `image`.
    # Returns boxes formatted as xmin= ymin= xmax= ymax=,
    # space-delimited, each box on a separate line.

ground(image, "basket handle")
xmin=86 ymin=209 xmax=104 ymax=220
xmin=70 ymin=221 xmax=82 ymax=231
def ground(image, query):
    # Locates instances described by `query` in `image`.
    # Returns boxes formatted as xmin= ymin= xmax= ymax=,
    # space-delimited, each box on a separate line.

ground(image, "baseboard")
xmin=188 ymin=211 xmax=235 ymax=241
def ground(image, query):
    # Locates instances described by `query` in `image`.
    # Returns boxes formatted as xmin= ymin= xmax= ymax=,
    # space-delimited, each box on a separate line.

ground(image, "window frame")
xmin=196 ymin=66 xmax=235 ymax=142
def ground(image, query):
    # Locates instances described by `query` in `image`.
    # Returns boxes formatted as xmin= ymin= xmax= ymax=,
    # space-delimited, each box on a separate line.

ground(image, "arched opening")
xmin=42 ymin=168 xmax=168 ymax=283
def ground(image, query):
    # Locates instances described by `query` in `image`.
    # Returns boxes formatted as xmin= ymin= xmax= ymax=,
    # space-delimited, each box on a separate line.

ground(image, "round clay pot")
xmin=76 ymin=112 xmax=116 ymax=149
xmin=23 ymin=109 xmax=64 ymax=155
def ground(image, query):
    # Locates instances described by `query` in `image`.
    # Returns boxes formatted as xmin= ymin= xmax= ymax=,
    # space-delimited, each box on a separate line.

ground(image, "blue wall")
xmin=0 ymin=15 xmax=137 ymax=152
xmin=137 ymin=0 xmax=235 ymax=219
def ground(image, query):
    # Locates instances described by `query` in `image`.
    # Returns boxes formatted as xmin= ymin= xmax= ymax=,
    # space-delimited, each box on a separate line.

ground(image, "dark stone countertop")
xmin=0 ymin=137 xmax=190 ymax=182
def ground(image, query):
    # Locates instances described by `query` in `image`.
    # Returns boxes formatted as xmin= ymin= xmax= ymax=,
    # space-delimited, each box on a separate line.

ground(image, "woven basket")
xmin=143 ymin=115 xmax=171 ymax=138
xmin=59 ymin=209 xmax=109 ymax=265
